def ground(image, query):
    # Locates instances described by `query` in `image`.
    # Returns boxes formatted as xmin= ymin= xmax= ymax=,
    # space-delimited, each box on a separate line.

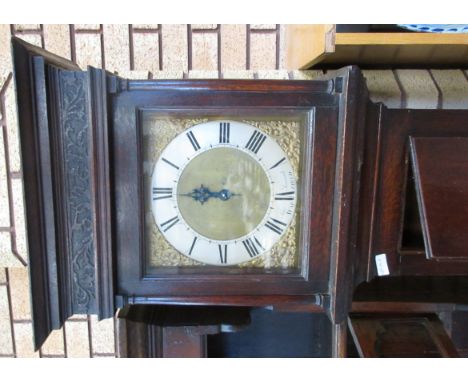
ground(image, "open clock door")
xmin=12 ymin=37 xmax=114 ymax=349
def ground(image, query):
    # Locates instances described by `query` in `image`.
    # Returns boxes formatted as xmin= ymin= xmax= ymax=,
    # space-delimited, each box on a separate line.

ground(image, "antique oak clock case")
xmin=13 ymin=37 xmax=369 ymax=349
xmin=21 ymin=37 xmax=468 ymax=356
xmin=110 ymin=69 xmax=367 ymax=317
xmin=15 ymin=37 xmax=468 ymax=356
xmin=113 ymin=78 xmax=355 ymax=295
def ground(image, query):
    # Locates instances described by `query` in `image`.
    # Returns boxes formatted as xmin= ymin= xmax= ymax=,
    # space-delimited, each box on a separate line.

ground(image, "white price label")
xmin=375 ymin=254 xmax=390 ymax=276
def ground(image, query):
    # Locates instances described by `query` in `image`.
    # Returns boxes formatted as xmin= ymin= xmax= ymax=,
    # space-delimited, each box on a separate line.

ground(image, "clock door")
xmin=11 ymin=37 xmax=113 ymax=349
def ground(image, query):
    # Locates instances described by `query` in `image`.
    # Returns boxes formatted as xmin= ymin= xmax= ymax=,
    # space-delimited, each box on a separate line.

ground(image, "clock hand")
xmin=180 ymin=184 xmax=240 ymax=205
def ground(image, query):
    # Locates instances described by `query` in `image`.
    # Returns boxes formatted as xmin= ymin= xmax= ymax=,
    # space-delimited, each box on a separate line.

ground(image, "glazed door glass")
xmin=140 ymin=109 xmax=312 ymax=275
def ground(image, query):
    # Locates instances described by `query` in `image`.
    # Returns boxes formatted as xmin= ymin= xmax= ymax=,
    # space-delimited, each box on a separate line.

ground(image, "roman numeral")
xmin=162 ymin=157 xmax=180 ymax=170
xmin=265 ymin=218 xmax=287 ymax=235
xmin=152 ymin=187 xmax=173 ymax=200
xmin=161 ymin=216 xmax=179 ymax=232
xmin=242 ymin=237 xmax=260 ymax=258
xmin=188 ymin=236 xmax=198 ymax=255
xmin=275 ymin=191 xmax=295 ymax=201
xmin=219 ymin=122 xmax=230 ymax=143
xmin=218 ymin=244 xmax=228 ymax=264
xmin=186 ymin=131 xmax=201 ymax=151
xmin=245 ymin=130 xmax=267 ymax=154
xmin=269 ymin=157 xmax=286 ymax=170
xmin=254 ymin=236 xmax=264 ymax=250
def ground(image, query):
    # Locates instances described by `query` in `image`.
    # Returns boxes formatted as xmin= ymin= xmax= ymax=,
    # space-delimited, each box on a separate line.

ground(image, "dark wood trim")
xmin=305 ymin=107 xmax=337 ymax=290
xmin=88 ymin=68 xmax=114 ymax=320
xmin=331 ymin=321 xmax=347 ymax=358
xmin=32 ymin=56 xmax=61 ymax=329
xmin=326 ymin=66 xmax=369 ymax=324
xmin=12 ymin=36 xmax=79 ymax=70
xmin=125 ymin=78 xmax=334 ymax=93
xmin=11 ymin=37 xmax=71 ymax=350
xmin=356 ymin=102 xmax=384 ymax=282
xmin=116 ymin=294 xmax=325 ymax=311
xmin=351 ymin=301 xmax=460 ymax=313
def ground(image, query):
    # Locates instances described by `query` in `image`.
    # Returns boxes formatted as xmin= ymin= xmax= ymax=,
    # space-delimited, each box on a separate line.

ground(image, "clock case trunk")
xmin=15 ymin=37 xmax=468 ymax=352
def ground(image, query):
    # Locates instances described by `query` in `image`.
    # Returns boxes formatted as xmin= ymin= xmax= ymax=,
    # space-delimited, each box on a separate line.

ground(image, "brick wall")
xmin=1 ymin=24 xmax=468 ymax=357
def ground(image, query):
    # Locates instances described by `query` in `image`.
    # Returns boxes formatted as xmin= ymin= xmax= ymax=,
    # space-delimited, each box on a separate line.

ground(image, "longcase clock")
xmin=16 ymin=37 xmax=468 ymax=357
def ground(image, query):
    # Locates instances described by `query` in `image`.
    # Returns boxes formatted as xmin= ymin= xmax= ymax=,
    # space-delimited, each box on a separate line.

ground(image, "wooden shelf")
xmin=285 ymin=25 xmax=468 ymax=69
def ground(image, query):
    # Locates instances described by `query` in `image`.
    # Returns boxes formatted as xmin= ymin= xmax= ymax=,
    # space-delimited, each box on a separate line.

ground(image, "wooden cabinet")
xmin=362 ymin=108 xmax=468 ymax=278
xmin=408 ymin=137 xmax=468 ymax=261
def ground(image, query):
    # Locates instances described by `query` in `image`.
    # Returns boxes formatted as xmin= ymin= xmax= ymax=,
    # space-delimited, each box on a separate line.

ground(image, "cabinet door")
xmin=408 ymin=137 xmax=468 ymax=261
xmin=368 ymin=108 xmax=468 ymax=277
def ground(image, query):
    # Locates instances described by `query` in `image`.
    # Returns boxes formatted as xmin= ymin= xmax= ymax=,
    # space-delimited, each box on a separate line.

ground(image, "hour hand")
xmin=180 ymin=184 xmax=239 ymax=204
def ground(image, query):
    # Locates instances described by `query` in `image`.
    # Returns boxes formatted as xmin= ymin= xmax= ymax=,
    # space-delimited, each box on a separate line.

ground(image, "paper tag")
xmin=375 ymin=254 xmax=390 ymax=276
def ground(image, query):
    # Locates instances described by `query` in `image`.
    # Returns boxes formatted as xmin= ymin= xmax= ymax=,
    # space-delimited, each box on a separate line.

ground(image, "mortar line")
xmin=217 ymin=24 xmax=221 ymax=77
xmin=74 ymin=29 xmax=103 ymax=34
xmin=128 ymin=25 xmax=135 ymax=71
xmin=69 ymin=25 xmax=77 ymax=63
xmin=428 ymin=69 xmax=443 ymax=109
xmin=62 ymin=325 xmax=68 ymax=358
xmin=392 ymin=69 xmax=407 ymax=109
xmin=92 ymin=352 xmax=116 ymax=357
xmin=1 ymin=74 xmax=28 ymax=266
xmin=191 ymin=28 xmax=220 ymax=33
xmin=250 ymin=29 xmax=278 ymax=33
xmin=99 ymin=24 xmax=105 ymax=69
xmin=12 ymin=319 xmax=33 ymax=324
xmin=462 ymin=70 xmax=468 ymax=82
xmin=87 ymin=315 xmax=93 ymax=358
xmin=39 ymin=24 xmax=45 ymax=48
xmin=5 ymin=269 xmax=17 ymax=358
xmin=246 ymin=25 xmax=251 ymax=70
xmin=158 ymin=24 xmax=163 ymax=70
xmin=275 ymin=24 xmax=280 ymax=70
xmin=132 ymin=28 xmax=160 ymax=33
xmin=187 ymin=25 xmax=193 ymax=71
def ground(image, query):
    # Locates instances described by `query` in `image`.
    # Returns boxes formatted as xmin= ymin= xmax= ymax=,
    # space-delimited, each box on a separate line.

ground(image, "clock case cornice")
xmin=12 ymin=36 xmax=371 ymax=349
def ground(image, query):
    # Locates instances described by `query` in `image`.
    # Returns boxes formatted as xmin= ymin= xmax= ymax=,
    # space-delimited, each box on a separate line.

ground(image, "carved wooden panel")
xmin=58 ymin=70 xmax=96 ymax=313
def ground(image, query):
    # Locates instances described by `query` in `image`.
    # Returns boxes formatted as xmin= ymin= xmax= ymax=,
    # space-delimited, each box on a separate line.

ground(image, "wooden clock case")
xmin=12 ymin=37 xmax=468 ymax=356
